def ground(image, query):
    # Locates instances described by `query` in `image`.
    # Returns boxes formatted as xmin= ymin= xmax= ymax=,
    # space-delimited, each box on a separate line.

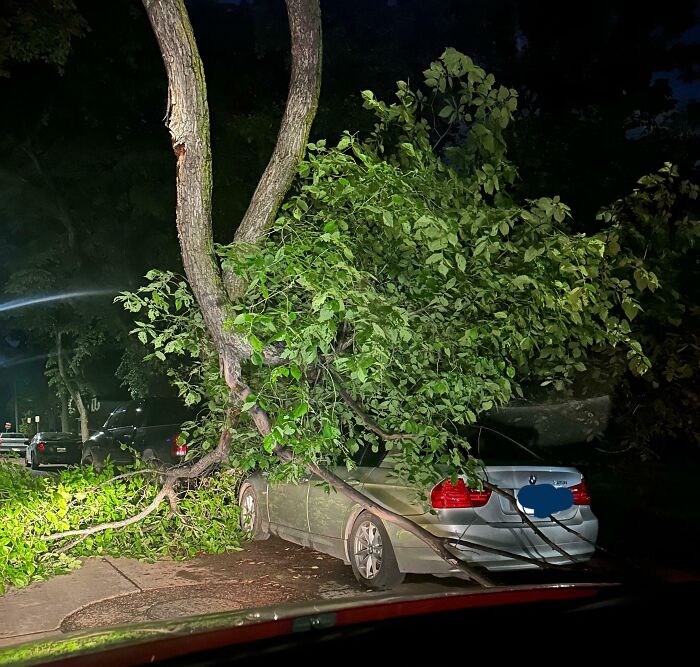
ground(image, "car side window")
xmin=351 ymin=442 xmax=386 ymax=468
xmin=133 ymin=405 xmax=146 ymax=428
xmin=125 ymin=404 xmax=145 ymax=428
xmin=144 ymin=400 xmax=195 ymax=427
xmin=105 ymin=406 xmax=127 ymax=429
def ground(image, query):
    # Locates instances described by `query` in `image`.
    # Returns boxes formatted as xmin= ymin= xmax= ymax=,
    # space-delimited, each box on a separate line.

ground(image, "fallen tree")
xmin=40 ymin=0 xmax=698 ymax=586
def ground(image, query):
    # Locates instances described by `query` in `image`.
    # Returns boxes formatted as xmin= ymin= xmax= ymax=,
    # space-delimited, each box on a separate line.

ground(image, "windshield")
xmin=0 ymin=0 xmax=698 ymax=662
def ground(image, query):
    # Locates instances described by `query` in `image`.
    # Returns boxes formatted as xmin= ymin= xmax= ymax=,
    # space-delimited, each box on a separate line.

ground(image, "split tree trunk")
xmin=142 ymin=0 xmax=493 ymax=587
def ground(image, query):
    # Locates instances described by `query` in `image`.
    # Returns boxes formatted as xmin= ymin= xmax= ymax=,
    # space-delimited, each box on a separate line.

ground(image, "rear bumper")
xmin=387 ymin=512 xmax=598 ymax=574
xmin=0 ymin=444 xmax=27 ymax=454
xmin=35 ymin=453 xmax=82 ymax=465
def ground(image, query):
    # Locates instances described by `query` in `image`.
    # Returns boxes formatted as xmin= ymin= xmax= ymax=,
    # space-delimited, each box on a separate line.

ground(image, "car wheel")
xmin=239 ymin=485 xmax=270 ymax=540
xmin=349 ymin=512 xmax=405 ymax=590
xmin=82 ymin=451 xmax=103 ymax=474
xmin=142 ymin=449 xmax=165 ymax=470
xmin=30 ymin=452 xmax=40 ymax=470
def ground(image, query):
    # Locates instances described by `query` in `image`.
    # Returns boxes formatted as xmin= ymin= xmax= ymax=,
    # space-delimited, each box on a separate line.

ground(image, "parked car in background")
xmin=25 ymin=432 xmax=82 ymax=469
xmin=0 ymin=432 xmax=29 ymax=456
xmin=240 ymin=437 xmax=598 ymax=589
xmin=81 ymin=398 xmax=195 ymax=472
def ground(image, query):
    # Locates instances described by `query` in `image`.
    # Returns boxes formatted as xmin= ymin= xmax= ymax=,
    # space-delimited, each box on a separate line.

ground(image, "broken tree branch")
xmin=43 ymin=481 xmax=176 ymax=543
xmin=325 ymin=366 xmax=417 ymax=442
xmin=483 ymin=482 xmax=578 ymax=564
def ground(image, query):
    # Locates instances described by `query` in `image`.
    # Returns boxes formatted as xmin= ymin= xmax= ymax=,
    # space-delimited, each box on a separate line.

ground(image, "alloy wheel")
xmin=353 ymin=520 xmax=383 ymax=579
xmin=240 ymin=491 xmax=256 ymax=534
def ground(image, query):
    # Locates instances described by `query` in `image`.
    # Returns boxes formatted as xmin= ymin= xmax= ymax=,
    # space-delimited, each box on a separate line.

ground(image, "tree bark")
xmin=223 ymin=0 xmax=322 ymax=302
xmin=142 ymin=0 xmax=255 ymax=388
xmin=60 ymin=390 xmax=70 ymax=433
xmin=56 ymin=331 xmax=90 ymax=442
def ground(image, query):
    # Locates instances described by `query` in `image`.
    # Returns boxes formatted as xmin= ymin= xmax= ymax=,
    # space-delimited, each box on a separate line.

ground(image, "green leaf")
xmin=249 ymin=334 xmax=263 ymax=352
xmin=241 ymin=397 xmax=257 ymax=412
xmin=524 ymin=246 xmax=539 ymax=262
xmin=622 ymin=299 xmax=640 ymax=321
xmin=292 ymin=403 xmax=309 ymax=419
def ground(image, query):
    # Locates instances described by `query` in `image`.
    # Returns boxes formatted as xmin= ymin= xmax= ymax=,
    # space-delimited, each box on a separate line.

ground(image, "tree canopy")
xmin=121 ymin=49 xmax=697 ymax=489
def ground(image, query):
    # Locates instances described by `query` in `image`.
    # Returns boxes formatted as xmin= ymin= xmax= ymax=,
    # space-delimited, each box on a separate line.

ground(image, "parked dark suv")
xmin=81 ymin=398 xmax=196 ymax=472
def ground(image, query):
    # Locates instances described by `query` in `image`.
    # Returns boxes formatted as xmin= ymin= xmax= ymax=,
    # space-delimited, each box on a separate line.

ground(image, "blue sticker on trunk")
xmin=517 ymin=484 xmax=574 ymax=518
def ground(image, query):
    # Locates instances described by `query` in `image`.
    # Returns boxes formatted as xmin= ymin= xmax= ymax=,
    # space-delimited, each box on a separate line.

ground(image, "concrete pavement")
xmin=0 ymin=538 xmax=368 ymax=649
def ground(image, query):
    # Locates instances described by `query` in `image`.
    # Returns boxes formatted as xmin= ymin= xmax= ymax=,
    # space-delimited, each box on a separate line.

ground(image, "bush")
xmin=0 ymin=461 xmax=244 ymax=594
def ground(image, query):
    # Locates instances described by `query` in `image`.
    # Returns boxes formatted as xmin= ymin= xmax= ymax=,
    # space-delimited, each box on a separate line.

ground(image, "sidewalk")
xmin=0 ymin=538 xmax=364 ymax=649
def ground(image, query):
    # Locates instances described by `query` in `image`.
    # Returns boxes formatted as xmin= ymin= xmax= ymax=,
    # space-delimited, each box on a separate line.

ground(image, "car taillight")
xmin=569 ymin=479 xmax=591 ymax=505
xmin=431 ymin=478 xmax=491 ymax=508
xmin=38 ymin=442 xmax=46 ymax=451
xmin=170 ymin=434 xmax=187 ymax=458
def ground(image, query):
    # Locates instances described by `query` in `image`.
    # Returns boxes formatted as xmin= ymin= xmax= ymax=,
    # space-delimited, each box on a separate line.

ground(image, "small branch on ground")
xmin=43 ymin=482 xmax=175 ymax=543
xmin=43 ymin=410 xmax=240 ymax=547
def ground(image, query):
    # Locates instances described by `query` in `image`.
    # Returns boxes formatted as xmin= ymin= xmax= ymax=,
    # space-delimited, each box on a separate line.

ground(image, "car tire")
xmin=142 ymin=449 xmax=165 ymax=470
xmin=82 ymin=450 xmax=104 ymax=474
xmin=30 ymin=452 xmax=40 ymax=470
xmin=349 ymin=512 xmax=405 ymax=590
xmin=239 ymin=485 xmax=270 ymax=540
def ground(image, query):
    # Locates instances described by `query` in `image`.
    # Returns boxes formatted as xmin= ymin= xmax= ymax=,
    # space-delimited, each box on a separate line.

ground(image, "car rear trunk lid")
xmin=479 ymin=466 xmax=582 ymax=522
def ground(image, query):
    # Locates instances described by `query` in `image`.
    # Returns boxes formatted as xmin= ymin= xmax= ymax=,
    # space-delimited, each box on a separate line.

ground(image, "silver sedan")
xmin=239 ymin=444 xmax=598 ymax=589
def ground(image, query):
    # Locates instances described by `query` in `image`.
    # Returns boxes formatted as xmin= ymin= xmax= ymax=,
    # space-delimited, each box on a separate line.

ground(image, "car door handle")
xmin=346 ymin=478 xmax=360 ymax=486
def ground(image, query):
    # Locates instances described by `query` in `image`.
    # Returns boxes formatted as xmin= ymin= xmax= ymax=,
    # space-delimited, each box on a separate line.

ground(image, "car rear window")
xmin=471 ymin=425 xmax=544 ymax=464
xmin=350 ymin=442 xmax=387 ymax=468
xmin=145 ymin=400 xmax=196 ymax=427
xmin=45 ymin=432 xmax=79 ymax=440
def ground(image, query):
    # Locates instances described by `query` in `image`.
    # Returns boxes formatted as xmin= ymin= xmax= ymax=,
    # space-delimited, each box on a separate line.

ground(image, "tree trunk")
xmin=141 ymin=0 xmax=253 ymax=387
xmin=75 ymin=395 xmax=89 ymax=443
xmin=142 ymin=0 xmax=493 ymax=587
xmin=56 ymin=331 xmax=90 ymax=442
xmin=60 ymin=391 xmax=70 ymax=433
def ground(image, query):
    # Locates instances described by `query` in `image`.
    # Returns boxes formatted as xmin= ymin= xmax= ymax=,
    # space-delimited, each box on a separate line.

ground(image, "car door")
xmin=267 ymin=472 xmax=311 ymax=540
xmin=306 ymin=444 xmax=384 ymax=553
xmin=105 ymin=404 xmax=138 ymax=463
